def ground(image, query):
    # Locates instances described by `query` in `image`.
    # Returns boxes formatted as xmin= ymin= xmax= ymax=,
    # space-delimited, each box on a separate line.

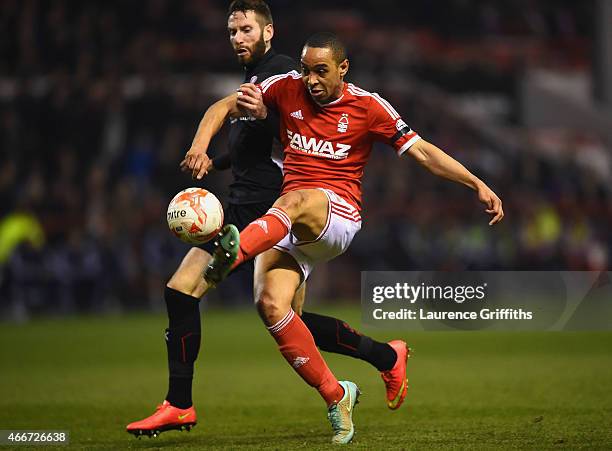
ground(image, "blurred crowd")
xmin=1 ymin=0 xmax=609 ymax=317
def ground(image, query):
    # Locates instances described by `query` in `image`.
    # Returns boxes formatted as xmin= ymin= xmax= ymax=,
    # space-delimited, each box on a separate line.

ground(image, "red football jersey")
xmin=258 ymin=71 xmax=420 ymax=211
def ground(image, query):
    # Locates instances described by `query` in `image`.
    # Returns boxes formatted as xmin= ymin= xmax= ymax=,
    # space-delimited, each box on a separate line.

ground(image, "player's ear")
xmin=263 ymin=23 xmax=274 ymax=44
xmin=339 ymin=59 xmax=349 ymax=77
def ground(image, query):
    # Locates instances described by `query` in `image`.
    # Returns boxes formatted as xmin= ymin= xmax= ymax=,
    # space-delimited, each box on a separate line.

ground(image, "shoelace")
xmin=327 ymin=405 xmax=347 ymax=434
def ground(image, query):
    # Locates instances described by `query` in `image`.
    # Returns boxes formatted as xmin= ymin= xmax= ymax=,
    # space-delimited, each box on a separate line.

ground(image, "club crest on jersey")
xmin=287 ymin=129 xmax=351 ymax=160
xmin=337 ymin=113 xmax=349 ymax=133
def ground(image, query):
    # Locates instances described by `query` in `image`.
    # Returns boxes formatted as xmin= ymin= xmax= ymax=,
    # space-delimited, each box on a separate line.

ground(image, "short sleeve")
xmin=257 ymin=70 xmax=300 ymax=111
xmin=368 ymin=93 xmax=421 ymax=156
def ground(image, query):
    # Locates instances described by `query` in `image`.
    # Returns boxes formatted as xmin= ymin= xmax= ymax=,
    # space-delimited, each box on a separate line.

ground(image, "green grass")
xmin=1 ymin=307 xmax=611 ymax=449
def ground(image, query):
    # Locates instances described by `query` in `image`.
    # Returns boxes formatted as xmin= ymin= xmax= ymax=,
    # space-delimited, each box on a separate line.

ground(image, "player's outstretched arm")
xmin=180 ymin=93 xmax=241 ymax=180
xmin=407 ymin=139 xmax=504 ymax=225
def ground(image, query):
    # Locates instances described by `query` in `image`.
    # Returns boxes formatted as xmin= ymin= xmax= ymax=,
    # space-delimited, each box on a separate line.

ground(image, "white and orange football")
xmin=166 ymin=188 xmax=224 ymax=244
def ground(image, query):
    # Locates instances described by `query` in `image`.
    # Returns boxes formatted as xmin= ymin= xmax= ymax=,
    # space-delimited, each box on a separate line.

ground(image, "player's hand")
xmin=291 ymin=285 xmax=306 ymax=316
xmin=476 ymin=182 xmax=504 ymax=225
xmin=236 ymin=83 xmax=267 ymax=119
xmin=180 ymin=148 xmax=212 ymax=180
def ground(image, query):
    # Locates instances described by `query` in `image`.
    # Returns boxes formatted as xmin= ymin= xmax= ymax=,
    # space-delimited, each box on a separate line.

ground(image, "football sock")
xmin=164 ymin=287 xmax=201 ymax=409
xmin=232 ymin=207 xmax=291 ymax=268
xmin=268 ymin=309 xmax=344 ymax=406
xmin=301 ymin=311 xmax=398 ymax=372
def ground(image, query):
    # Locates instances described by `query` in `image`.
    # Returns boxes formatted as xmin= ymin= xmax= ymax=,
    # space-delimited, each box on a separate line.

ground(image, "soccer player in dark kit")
xmin=127 ymin=0 xmax=409 ymax=439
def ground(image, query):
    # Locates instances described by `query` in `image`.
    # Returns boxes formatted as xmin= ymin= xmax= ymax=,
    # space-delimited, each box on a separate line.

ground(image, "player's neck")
xmin=314 ymin=82 xmax=345 ymax=107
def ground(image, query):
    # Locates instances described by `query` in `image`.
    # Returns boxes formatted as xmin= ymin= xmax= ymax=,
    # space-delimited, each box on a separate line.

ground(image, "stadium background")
xmin=1 ymin=0 xmax=610 ymax=316
xmin=1 ymin=1 xmax=611 ymax=449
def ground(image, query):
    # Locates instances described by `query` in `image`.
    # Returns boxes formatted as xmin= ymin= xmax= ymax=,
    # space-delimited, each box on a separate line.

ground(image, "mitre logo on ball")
xmin=166 ymin=188 xmax=224 ymax=244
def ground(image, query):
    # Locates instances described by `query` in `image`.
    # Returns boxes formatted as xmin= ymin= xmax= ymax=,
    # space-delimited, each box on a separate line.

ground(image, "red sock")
xmin=268 ymin=309 xmax=344 ymax=406
xmin=232 ymin=207 xmax=291 ymax=269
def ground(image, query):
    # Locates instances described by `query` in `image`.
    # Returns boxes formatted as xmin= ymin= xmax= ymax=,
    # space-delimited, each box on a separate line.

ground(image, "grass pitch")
xmin=1 ymin=307 xmax=611 ymax=450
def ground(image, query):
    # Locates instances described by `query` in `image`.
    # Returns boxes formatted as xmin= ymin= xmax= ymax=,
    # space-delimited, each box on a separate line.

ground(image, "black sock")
xmin=164 ymin=287 xmax=201 ymax=409
xmin=301 ymin=311 xmax=397 ymax=372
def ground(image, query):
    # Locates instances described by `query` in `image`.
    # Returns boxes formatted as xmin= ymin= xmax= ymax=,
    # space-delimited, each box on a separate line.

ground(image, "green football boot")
xmin=203 ymin=224 xmax=240 ymax=288
xmin=327 ymin=380 xmax=360 ymax=444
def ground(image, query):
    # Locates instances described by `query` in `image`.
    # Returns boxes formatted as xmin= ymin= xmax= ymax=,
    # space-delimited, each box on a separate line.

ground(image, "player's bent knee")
xmin=273 ymin=191 xmax=305 ymax=218
xmin=166 ymin=248 xmax=212 ymax=298
xmin=166 ymin=276 xmax=195 ymax=297
xmin=255 ymin=292 xmax=285 ymax=325
xmin=166 ymin=266 xmax=204 ymax=298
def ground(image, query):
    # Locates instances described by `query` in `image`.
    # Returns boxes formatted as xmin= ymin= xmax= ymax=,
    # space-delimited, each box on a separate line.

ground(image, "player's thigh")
xmin=291 ymin=282 xmax=306 ymax=316
xmin=253 ymin=249 xmax=302 ymax=324
xmin=273 ymin=189 xmax=329 ymax=241
xmin=167 ymin=247 xmax=211 ymax=298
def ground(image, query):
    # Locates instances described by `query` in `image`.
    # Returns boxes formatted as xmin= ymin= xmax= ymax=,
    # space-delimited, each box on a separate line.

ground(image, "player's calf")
xmin=163 ymin=287 xmax=201 ymax=409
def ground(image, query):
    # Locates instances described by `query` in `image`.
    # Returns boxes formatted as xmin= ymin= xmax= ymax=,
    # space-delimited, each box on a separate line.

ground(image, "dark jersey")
xmin=213 ymin=49 xmax=298 ymax=205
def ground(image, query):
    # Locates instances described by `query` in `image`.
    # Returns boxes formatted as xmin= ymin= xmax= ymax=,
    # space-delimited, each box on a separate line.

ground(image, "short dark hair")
xmin=304 ymin=32 xmax=347 ymax=64
xmin=228 ymin=0 xmax=273 ymax=26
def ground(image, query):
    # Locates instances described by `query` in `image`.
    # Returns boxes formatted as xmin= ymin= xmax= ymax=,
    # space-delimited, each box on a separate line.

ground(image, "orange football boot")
xmin=381 ymin=340 xmax=410 ymax=410
xmin=126 ymin=400 xmax=197 ymax=438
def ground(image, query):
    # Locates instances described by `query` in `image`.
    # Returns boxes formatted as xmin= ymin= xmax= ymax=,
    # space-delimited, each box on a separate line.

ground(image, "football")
xmin=167 ymin=188 xmax=224 ymax=244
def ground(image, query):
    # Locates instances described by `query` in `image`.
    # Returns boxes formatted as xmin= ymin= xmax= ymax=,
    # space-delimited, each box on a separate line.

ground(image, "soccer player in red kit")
xmin=187 ymin=32 xmax=504 ymax=443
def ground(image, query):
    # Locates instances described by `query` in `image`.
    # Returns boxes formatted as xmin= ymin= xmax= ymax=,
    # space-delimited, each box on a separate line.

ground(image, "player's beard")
xmin=238 ymin=32 xmax=267 ymax=68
